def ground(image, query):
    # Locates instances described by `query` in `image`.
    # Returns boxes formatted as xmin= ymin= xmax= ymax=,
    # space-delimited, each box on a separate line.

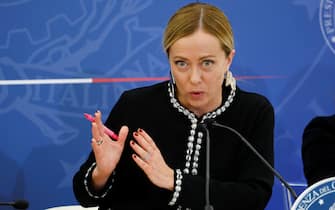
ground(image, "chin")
xmin=188 ymin=102 xmax=206 ymax=113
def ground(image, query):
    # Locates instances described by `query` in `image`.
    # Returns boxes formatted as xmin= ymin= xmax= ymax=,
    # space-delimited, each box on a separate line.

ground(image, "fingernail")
xmin=138 ymin=128 xmax=143 ymax=133
xmin=130 ymin=140 xmax=135 ymax=145
xmin=133 ymin=132 xmax=138 ymax=137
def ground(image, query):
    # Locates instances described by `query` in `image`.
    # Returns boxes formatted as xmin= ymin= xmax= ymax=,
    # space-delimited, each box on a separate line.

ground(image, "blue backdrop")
xmin=1 ymin=0 xmax=334 ymax=209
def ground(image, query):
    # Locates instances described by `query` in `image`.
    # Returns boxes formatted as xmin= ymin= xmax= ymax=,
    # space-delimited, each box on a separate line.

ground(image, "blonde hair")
xmin=163 ymin=3 xmax=234 ymax=56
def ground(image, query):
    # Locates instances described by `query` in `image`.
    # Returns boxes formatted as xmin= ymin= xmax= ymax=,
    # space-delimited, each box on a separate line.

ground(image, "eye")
xmin=175 ymin=60 xmax=188 ymax=69
xmin=201 ymin=60 xmax=214 ymax=68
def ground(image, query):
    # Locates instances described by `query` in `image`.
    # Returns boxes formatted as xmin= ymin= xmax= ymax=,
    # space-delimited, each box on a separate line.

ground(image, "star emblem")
xmin=319 ymin=199 xmax=324 ymax=205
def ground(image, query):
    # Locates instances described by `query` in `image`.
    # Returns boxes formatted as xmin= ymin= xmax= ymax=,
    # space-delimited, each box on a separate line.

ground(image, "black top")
xmin=302 ymin=114 xmax=335 ymax=186
xmin=73 ymin=81 xmax=274 ymax=210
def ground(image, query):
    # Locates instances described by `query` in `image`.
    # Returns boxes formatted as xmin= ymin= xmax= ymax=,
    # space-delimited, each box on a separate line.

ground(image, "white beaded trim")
xmin=84 ymin=162 xmax=115 ymax=199
xmin=168 ymin=82 xmax=235 ymax=176
xmin=167 ymin=79 xmax=235 ymax=209
xmin=168 ymin=169 xmax=183 ymax=206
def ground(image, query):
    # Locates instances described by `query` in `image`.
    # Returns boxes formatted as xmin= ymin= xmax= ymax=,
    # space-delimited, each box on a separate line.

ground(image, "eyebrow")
xmin=172 ymin=55 xmax=216 ymax=60
xmin=199 ymin=55 xmax=216 ymax=60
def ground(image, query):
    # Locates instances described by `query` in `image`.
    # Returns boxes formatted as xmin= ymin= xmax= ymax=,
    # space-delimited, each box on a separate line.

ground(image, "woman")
xmin=73 ymin=3 xmax=274 ymax=210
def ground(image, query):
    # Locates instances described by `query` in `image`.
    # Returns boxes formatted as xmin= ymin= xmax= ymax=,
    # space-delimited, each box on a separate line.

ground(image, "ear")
xmin=226 ymin=49 xmax=235 ymax=69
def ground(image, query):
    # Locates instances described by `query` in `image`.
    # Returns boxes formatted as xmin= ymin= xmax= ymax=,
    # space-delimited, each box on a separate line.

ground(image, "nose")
xmin=189 ymin=68 xmax=202 ymax=84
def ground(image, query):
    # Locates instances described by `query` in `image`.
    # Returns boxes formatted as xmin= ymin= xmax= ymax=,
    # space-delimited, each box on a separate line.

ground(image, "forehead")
xmin=169 ymin=30 xmax=224 ymax=57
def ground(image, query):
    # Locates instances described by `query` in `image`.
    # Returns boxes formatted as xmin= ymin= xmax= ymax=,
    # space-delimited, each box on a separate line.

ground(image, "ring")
xmin=96 ymin=139 xmax=104 ymax=145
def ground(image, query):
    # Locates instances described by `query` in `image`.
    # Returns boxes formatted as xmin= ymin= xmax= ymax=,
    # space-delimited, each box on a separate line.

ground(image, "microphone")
xmin=0 ymin=199 xmax=29 ymax=209
xmin=205 ymin=119 xmax=298 ymax=200
xmin=198 ymin=121 xmax=214 ymax=210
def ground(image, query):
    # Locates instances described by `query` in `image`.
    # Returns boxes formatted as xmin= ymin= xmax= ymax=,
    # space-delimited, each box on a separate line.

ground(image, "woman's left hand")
xmin=130 ymin=128 xmax=174 ymax=191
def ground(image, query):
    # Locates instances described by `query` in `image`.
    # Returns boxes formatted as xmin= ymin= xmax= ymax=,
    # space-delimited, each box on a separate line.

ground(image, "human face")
xmin=169 ymin=30 xmax=234 ymax=117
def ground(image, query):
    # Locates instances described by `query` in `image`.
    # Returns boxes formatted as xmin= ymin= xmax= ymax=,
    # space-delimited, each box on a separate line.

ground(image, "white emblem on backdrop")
xmin=291 ymin=177 xmax=335 ymax=210
xmin=320 ymin=0 xmax=335 ymax=55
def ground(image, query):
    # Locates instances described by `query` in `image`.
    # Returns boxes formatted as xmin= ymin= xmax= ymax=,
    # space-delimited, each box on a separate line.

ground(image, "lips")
xmin=190 ymin=91 xmax=204 ymax=98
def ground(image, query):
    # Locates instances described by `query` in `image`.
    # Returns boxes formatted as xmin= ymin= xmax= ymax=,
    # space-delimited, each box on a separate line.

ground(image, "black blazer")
xmin=73 ymin=81 xmax=274 ymax=210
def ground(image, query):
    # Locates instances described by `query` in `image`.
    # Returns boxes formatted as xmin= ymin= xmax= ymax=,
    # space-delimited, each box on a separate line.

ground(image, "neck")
xmin=179 ymin=92 xmax=223 ymax=118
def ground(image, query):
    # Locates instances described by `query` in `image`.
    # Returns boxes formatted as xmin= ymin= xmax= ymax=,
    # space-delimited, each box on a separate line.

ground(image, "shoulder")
xmin=222 ymin=86 xmax=274 ymax=128
xmin=235 ymin=87 xmax=274 ymax=112
xmin=303 ymin=114 xmax=335 ymax=140
xmin=106 ymin=81 xmax=170 ymax=125
xmin=304 ymin=115 xmax=335 ymax=132
xmin=302 ymin=114 xmax=335 ymax=152
xmin=120 ymin=81 xmax=169 ymax=101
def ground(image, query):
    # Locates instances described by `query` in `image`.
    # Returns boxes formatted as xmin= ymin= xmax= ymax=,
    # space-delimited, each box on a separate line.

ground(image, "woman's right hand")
xmin=90 ymin=110 xmax=128 ymax=190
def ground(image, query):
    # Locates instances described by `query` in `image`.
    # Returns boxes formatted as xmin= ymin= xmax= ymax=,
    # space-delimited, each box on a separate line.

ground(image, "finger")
xmin=91 ymin=122 xmax=102 ymax=141
xmin=130 ymin=140 xmax=150 ymax=162
xmin=137 ymin=128 xmax=157 ymax=148
xmin=132 ymin=154 xmax=150 ymax=171
xmin=118 ymin=126 xmax=129 ymax=146
xmin=91 ymin=138 xmax=103 ymax=155
xmin=133 ymin=131 xmax=152 ymax=153
xmin=91 ymin=138 xmax=100 ymax=148
xmin=94 ymin=110 xmax=105 ymax=137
